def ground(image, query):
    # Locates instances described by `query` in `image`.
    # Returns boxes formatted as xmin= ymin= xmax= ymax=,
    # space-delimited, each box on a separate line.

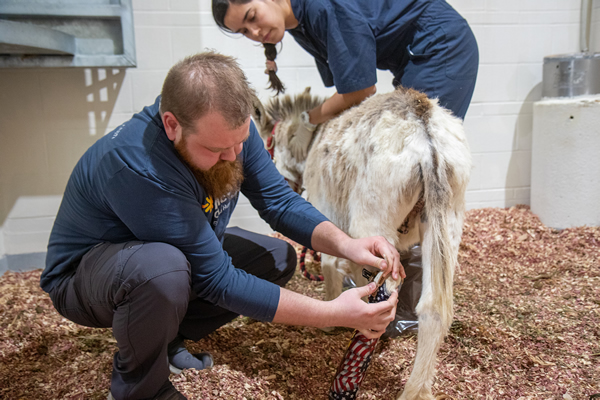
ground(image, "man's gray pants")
xmin=48 ymin=227 xmax=296 ymax=400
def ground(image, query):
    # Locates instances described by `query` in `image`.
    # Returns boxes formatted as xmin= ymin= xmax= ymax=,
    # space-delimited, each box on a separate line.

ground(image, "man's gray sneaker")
xmin=167 ymin=334 xmax=214 ymax=375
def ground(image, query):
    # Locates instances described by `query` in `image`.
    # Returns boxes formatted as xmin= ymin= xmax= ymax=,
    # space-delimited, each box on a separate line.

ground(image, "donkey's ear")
xmin=250 ymin=94 xmax=271 ymax=140
xmin=303 ymin=87 xmax=311 ymax=94
xmin=251 ymin=94 xmax=264 ymax=124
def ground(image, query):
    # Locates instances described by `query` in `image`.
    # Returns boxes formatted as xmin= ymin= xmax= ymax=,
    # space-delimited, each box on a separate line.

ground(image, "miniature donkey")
xmin=252 ymin=86 xmax=471 ymax=400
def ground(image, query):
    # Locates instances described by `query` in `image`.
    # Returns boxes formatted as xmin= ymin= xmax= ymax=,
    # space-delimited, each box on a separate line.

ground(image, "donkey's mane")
xmin=264 ymin=90 xmax=326 ymax=123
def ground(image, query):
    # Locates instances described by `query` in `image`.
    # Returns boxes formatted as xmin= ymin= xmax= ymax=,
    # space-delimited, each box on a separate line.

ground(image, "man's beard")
xmin=175 ymin=136 xmax=244 ymax=201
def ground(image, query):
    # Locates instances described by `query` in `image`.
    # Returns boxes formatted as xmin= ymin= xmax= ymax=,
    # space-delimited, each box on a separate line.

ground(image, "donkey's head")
xmin=251 ymin=87 xmax=325 ymax=192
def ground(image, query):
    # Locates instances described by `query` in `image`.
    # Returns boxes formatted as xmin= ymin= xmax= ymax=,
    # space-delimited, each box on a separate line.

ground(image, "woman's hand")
xmin=289 ymin=123 xmax=314 ymax=160
xmin=289 ymin=111 xmax=317 ymax=160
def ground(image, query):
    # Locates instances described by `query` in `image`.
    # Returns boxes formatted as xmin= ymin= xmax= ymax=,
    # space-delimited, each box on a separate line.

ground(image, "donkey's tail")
xmin=417 ymin=133 xmax=457 ymax=332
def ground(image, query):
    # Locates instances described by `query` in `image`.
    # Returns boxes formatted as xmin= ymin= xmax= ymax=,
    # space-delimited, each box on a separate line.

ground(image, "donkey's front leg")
xmin=321 ymin=254 xmax=345 ymax=302
xmin=319 ymin=254 xmax=345 ymax=333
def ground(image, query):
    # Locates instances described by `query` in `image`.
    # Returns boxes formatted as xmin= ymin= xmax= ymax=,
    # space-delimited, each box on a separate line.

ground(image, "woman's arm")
xmin=308 ymin=85 xmax=376 ymax=124
xmin=288 ymin=85 xmax=376 ymax=159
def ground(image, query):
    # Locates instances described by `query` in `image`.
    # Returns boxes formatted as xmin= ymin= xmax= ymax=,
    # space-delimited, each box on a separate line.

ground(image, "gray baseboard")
xmin=0 ymin=256 xmax=7 ymax=277
xmin=0 ymin=252 xmax=46 ymax=276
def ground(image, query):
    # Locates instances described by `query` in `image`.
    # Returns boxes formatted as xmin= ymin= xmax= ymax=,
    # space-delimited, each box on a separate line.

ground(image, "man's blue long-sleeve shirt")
xmin=41 ymin=96 xmax=328 ymax=322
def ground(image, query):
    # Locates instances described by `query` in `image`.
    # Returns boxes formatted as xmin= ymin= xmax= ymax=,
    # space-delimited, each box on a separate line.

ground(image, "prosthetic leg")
xmin=328 ymin=270 xmax=402 ymax=399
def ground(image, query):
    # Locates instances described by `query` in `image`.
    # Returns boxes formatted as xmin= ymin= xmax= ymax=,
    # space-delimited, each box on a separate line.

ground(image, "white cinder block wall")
xmin=0 ymin=0 xmax=591 ymax=269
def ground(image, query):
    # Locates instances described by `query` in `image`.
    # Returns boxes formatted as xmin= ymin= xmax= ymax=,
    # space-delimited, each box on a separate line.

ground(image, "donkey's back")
xmin=305 ymin=88 xmax=470 ymax=250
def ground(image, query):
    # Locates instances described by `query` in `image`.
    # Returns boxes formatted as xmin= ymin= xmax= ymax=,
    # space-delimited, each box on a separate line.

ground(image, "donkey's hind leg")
xmin=397 ymin=220 xmax=450 ymax=400
xmin=397 ymin=307 xmax=446 ymax=400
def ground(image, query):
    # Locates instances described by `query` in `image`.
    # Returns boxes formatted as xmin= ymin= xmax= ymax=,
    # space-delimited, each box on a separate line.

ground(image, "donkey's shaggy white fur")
xmin=252 ymin=87 xmax=471 ymax=400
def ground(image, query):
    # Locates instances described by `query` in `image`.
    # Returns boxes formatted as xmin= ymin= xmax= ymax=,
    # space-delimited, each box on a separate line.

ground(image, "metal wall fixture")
xmin=542 ymin=0 xmax=600 ymax=98
xmin=0 ymin=0 xmax=136 ymax=68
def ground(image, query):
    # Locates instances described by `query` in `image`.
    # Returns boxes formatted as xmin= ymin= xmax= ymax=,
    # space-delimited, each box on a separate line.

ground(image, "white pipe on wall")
xmin=581 ymin=0 xmax=593 ymax=52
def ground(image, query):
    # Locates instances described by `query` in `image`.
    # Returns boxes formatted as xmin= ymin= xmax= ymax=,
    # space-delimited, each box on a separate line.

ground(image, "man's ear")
xmin=162 ymin=111 xmax=181 ymax=142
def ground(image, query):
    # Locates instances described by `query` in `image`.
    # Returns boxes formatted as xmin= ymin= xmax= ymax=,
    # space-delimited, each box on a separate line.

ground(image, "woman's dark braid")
xmin=264 ymin=43 xmax=285 ymax=95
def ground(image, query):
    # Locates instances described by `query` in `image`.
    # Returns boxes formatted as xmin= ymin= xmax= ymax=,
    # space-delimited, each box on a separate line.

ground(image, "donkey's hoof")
xmin=397 ymin=390 xmax=435 ymax=400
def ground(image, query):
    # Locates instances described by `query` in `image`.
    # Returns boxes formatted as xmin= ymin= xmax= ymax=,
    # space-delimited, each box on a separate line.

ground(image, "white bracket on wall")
xmin=0 ymin=0 xmax=136 ymax=68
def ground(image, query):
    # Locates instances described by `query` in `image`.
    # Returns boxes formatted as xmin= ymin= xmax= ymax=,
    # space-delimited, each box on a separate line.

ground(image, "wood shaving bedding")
xmin=1 ymin=206 xmax=598 ymax=399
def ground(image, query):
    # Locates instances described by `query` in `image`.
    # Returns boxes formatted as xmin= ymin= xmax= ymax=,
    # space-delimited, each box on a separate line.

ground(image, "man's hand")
xmin=341 ymin=236 xmax=405 ymax=281
xmin=311 ymin=222 xmax=406 ymax=281
xmin=273 ymin=284 xmax=397 ymax=337
xmin=332 ymin=282 xmax=399 ymax=339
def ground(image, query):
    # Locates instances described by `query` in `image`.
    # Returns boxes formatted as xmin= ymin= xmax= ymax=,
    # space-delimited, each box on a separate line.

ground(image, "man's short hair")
xmin=160 ymin=51 xmax=256 ymax=130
